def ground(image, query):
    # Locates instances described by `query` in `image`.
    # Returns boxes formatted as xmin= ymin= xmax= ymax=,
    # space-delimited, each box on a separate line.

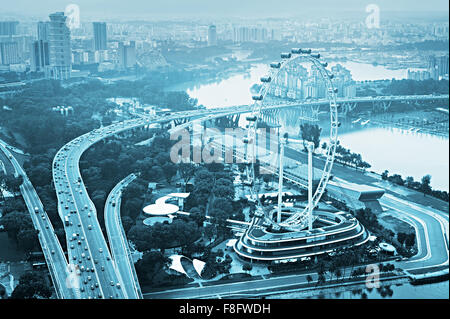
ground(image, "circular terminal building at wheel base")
xmin=234 ymin=210 xmax=370 ymax=262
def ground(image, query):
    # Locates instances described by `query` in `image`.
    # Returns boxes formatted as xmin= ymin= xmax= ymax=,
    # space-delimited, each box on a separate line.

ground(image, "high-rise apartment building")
xmin=0 ymin=42 xmax=20 ymax=65
xmin=93 ymin=22 xmax=107 ymax=51
xmin=233 ymin=26 xmax=268 ymax=43
xmin=47 ymin=12 xmax=72 ymax=80
xmin=37 ymin=21 xmax=50 ymax=41
xmin=118 ymin=41 xmax=136 ymax=70
xmin=0 ymin=21 xmax=19 ymax=36
xmin=208 ymin=25 xmax=217 ymax=46
xmin=30 ymin=40 xmax=49 ymax=72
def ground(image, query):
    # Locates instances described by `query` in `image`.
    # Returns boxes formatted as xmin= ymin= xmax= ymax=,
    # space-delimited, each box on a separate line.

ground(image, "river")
xmin=170 ymin=62 xmax=449 ymax=191
xmin=269 ymin=280 xmax=449 ymax=299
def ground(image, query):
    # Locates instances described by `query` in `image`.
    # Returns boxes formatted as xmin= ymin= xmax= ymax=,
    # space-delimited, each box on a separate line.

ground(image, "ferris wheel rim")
xmin=245 ymin=50 xmax=339 ymax=230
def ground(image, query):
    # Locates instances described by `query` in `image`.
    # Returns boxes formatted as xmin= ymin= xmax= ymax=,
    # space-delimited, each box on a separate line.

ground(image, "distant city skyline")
xmin=0 ymin=0 xmax=448 ymax=21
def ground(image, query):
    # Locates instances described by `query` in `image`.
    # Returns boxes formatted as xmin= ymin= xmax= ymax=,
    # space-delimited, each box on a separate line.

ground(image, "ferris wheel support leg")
xmin=307 ymin=142 xmax=315 ymax=231
xmin=277 ymin=140 xmax=285 ymax=224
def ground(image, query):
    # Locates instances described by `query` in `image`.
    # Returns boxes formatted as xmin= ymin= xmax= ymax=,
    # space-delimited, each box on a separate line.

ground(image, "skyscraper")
xmin=37 ymin=21 xmax=50 ymax=41
xmin=427 ymin=54 xmax=450 ymax=80
xmin=0 ymin=42 xmax=20 ymax=65
xmin=47 ymin=12 xmax=72 ymax=80
xmin=207 ymin=25 xmax=217 ymax=46
xmin=30 ymin=40 xmax=49 ymax=72
xmin=0 ymin=21 xmax=19 ymax=36
xmin=118 ymin=41 xmax=136 ymax=70
xmin=437 ymin=55 xmax=449 ymax=77
xmin=93 ymin=22 xmax=107 ymax=51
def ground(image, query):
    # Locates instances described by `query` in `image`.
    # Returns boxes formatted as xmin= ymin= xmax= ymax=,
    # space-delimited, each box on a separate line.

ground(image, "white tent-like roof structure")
xmin=143 ymin=193 xmax=190 ymax=216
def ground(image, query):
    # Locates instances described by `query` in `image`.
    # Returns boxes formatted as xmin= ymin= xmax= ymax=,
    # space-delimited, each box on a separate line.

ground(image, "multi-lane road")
xmin=104 ymin=173 xmax=142 ymax=299
xmin=53 ymin=128 xmax=133 ymax=299
xmin=0 ymin=140 xmax=76 ymax=299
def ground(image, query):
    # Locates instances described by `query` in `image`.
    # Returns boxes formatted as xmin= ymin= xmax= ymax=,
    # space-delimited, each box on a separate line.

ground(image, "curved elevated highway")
xmin=104 ymin=173 xmax=142 ymax=299
xmin=1 ymin=140 xmax=76 ymax=299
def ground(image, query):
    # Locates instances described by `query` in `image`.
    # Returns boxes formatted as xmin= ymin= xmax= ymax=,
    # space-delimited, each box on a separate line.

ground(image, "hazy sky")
xmin=1 ymin=0 xmax=449 ymax=20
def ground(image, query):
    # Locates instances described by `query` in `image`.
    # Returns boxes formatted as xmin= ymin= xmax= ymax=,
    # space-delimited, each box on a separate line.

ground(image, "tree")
xmin=178 ymin=162 xmax=196 ymax=185
xmin=262 ymin=174 xmax=271 ymax=186
xmin=189 ymin=207 xmax=206 ymax=227
xmin=10 ymin=272 xmax=53 ymax=299
xmin=381 ymin=170 xmax=389 ymax=180
xmin=317 ymin=272 xmax=326 ymax=286
xmin=127 ymin=224 xmax=152 ymax=251
xmin=334 ymin=268 xmax=342 ymax=282
xmin=135 ymin=251 xmax=169 ymax=285
xmin=0 ymin=283 xmax=6 ymax=299
xmin=299 ymin=123 xmax=322 ymax=151
xmin=306 ymin=274 xmax=313 ymax=285
xmin=212 ymin=198 xmax=233 ymax=216
xmin=2 ymin=174 xmax=23 ymax=193
xmin=99 ymin=159 xmax=120 ymax=180
xmin=405 ymin=176 xmax=415 ymax=188
xmin=242 ymin=263 xmax=253 ymax=273
xmin=203 ymin=224 xmax=217 ymax=241
xmin=0 ymin=211 xmax=34 ymax=242
xmin=405 ymin=233 xmax=416 ymax=248
xmin=420 ymin=175 xmax=432 ymax=196
xmin=121 ymin=215 xmax=135 ymax=234
xmin=397 ymin=232 xmax=407 ymax=246
xmin=162 ymin=162 xmax=177 ymax=183
xmin=17 ymin=229 xmax=39 ymax=252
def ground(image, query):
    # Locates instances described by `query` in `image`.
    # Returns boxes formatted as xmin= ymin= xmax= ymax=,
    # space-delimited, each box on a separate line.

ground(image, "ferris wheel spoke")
xmin=244 ymin=49 xmax=338 ymax=231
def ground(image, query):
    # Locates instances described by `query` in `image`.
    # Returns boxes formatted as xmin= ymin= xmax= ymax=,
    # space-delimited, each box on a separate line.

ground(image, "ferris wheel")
xmin=244 ymin=49 xmax=339 ymax=231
